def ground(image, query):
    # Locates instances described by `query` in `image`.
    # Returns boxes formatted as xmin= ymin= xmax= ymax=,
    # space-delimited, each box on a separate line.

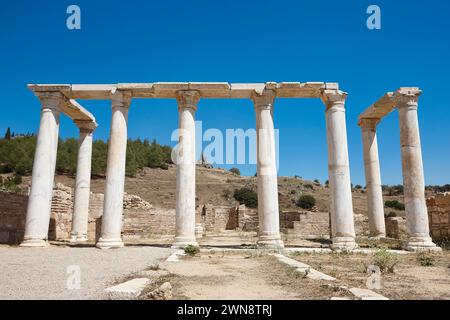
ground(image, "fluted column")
xmin=252 ymin=89 xmax=284 ymax=249
xmin=96 ymin=91 xmax=131 ymax=249
xmin=172 ymin=90 xmax=200 ymax=249
xmin=322 ymin=90 xmax=356 ymax=250
xmin=70 ymin=120 xmax=97 ymax=243
xmin=21 ymin=92 xmax=62 ymax=247
xmin=359 ymin=118 xmax=386 ymax=238
xmin=396 ymin=88 xmax=440 ymax=251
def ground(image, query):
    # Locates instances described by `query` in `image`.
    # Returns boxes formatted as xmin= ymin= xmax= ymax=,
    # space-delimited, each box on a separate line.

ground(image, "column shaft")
xmin=360 ymin=119 xmax=386 ymax=238
xmin=71 ymin=122 xmax=96 ymax=243
xmin=21 ymin=92 xmax=62 ymax=247
xmin=396 ymin=89 xmax=439 ymax=251
xmin=323 ymin=90 xmax=356 ymax=250
xmin=172 ymin=90 xmax=199 ymax=248
xmin=252 ymin=90 xmax=284 ymax=249
xmin=96 ymin=92 xmax=131 ymax=249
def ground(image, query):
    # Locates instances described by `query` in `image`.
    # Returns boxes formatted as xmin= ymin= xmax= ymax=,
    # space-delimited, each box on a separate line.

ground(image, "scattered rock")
xmin=143 ymin=282 xmax=173 ymax=300
xmin=105 ymin=278 xmax=151 ymax=299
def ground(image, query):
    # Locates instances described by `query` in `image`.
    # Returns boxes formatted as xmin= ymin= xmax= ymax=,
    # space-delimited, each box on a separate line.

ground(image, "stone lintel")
xmin=28 ymin=82 xmax=343 ymax=99
xmin=70 ymin=84 xmax=117 ymax=99
xmin=61 ymin=98 xmax=97 ymax=124
xmin=358 ymin=92 xmax=396 ymax=123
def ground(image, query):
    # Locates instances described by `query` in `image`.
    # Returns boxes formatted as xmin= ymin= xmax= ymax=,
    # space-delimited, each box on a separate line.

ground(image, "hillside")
xmin=43 ymin=164 xmax=404 ymax=218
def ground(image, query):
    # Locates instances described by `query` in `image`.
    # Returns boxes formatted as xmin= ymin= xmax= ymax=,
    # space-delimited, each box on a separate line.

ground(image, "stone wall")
xmin=0 ymin=192 xmax=28 ymax=244
xmin=202 ymin=204 xmax=258 ymax=233
xmin=427 ymin=193 xmax=450 ymax=242
xmin=385 ymin=217 xmax=408 ymax=239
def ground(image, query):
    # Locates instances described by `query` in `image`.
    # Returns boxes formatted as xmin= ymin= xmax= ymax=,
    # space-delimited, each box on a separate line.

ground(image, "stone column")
xmin=322 ymin=90 xmax=356 ymax=250
xmin=70 ymin=121 xmax=97 ymax=243
xmin=21 ymin=92 xmax=62 ymax=247
xmin=396 ymin=89 xmax=440 ymax=251
xmin=359 ymin=118 xmax=386 ymax=238
xmin=252 ymin=90 xmax=284 ymax=249
xmin=96 ymin=91 xmax=131 ymax=249
xmin=172 ymin=90 xmax=200 ymax=249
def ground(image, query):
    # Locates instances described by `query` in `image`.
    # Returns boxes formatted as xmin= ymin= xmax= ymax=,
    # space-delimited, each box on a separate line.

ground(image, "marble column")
xmin=96 ymin=91 xmax=131 ymax=249
xmin=359 ymin=118 xmax=386 ymax=238
xmin=21 ymin=92 xmax=62 ymax=247
xmin=396 ymin=89 xmax=440 ymax=251
xmin=172 ymin=90 xmax=200 ymax=249
xmin=322 ymin=90 xmax=356 ymax=250
xmin=70 ymin=121 xmax=97 ymax=243
xmin=252 ymin=90 xmax=284 ymax=249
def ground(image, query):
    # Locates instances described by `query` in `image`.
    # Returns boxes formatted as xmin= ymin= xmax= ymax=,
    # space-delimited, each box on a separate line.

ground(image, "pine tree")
xmin=4 ymin=127 xmax=11 ymax=140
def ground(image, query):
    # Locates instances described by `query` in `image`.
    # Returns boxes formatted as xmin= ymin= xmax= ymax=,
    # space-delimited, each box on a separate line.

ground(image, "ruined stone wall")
xmin=49 ymin=183 xmax=73 ymax=240
xmin=427 ymin=193 xmax=450 ymax=242
xmin=0 ymin=192 xmax=28 ymax=244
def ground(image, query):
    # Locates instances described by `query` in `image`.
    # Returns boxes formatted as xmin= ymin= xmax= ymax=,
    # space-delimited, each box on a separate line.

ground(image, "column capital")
xmin=34 ymin=91 xmax=65 ymax=110
xmin=395 ymin=87 xmax=422 ymax=109
xmin=176 ymin=90 xmax=200 ymax=111
xmin=111 ymin=90 xmax=132 ymax=108
xmin=251 ymin=89 xmax=276 ymax=109
xmin=74 ymin=120 xmax=98 ymax=133
xmin=358 ymin=118 xmax=380 ymax=129
xmin=321 ymin=89 xmax=347 ymax=111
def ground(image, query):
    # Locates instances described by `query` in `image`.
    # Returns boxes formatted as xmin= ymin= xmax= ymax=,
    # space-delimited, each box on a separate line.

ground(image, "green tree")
xmin=4 ymin=127 xmax=11 ymax=140
xmin=233 ymin=188 xmax=258 ymax=208
xmin=296 ymin=194 xmax=316 ymax=210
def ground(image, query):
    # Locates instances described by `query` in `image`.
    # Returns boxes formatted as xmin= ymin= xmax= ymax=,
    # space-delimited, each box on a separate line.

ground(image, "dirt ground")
xmin=142 ymin=251 xmax=354 ymax=300
xmin=287 ymin=250 xmax=450 ymax=300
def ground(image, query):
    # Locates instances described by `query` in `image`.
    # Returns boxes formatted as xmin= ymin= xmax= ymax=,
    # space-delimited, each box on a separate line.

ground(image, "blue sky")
xmin=0 ymin=0 xmax=449 ymax=185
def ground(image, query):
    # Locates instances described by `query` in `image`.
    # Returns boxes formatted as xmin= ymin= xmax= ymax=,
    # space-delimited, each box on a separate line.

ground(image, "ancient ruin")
xmin=19 ymin=82 xmax=357 ymax=250
xmin=358 ymin=87 xmax=440 ymax=251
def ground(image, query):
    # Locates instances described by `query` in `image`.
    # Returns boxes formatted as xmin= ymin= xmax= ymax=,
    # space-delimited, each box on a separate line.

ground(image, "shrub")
xmin=354 ymin=185 xmax=363 ymax=190
xmin=373 ymin=249 xmax=399 ymax=273
xmin=290 ymin=190 xmax=296 ymax=195
xmin=233 ymin=188 xmax=258 ymax=208
xmin=385 ymin=200 xmax=405 ymax=211
xmin=416 ymin=251 xmax=435 ymax=267
xmin=184 ymin=245 xmax=200 ymax=256
xmin=229 ymin=167 xmax=240 ymax=175
xmin=296 ymin=194 xmax=316 ymax=210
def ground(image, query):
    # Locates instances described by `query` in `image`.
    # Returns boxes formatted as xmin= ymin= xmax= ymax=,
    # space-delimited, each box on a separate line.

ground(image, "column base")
xmin=171 ymin=237 xmax=198 ymax=249
xmin=256 ymin=239 xmax=284 ymax=250
xmin=20 ymin=238 xmax=49 ymax=248
xmin=404 ymin=237 xmax=442 ymax=252
xmin=331 ymin=237 xmax=357 ymax=251
xmin=368 ymin=234 xmax=386 ymax=240
xmin=70 ymin=234 xmax=88 ymax=244
xmin=95 ymin=237 xmax=124 ymax=249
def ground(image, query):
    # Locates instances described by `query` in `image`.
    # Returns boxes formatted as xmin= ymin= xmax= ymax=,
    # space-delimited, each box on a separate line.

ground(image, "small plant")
xmin=373 ymin=248 xmax=399 ymax=273
xmin=146 ymin=263 xmax=160 ymax=271
xmin=296 ymin=194 xmax=316 ymax=210
xmin=184 ymin=245 xmax=200 ymax=256
xmin=385 ymin=200 xmax=405 ymax=211
xmin=290 ymin=190 xmax=296 ymax=195
xmin=416 ymin=251 xmax=435 ymax=267
xmin=233 ymin=187 xmax=258 ymax=208
xmin=229 ymin=167 xmax=240 ymax=175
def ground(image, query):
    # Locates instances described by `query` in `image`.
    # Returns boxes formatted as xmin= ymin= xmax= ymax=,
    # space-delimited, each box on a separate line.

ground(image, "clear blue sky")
xmin=0 ymin=0 xmax=449 ymax=185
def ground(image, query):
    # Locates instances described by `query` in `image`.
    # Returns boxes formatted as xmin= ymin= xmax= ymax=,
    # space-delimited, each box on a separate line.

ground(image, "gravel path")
xmin=0 ymin=245 xmax=173 ymax=300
